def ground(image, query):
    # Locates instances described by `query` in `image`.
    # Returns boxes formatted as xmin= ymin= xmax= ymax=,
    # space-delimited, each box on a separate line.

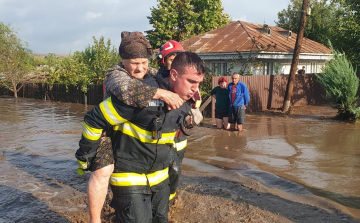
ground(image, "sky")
xmin=0 ymin=0 xmax=290 ymax=54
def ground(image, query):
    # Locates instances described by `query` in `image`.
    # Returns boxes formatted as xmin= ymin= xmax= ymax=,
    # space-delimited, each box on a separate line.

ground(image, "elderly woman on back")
xmin=211 ymin=77 xmax=230 ymax=129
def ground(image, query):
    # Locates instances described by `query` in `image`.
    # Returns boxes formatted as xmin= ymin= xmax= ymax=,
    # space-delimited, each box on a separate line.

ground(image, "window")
xmin=217 ymin=63 xmax=221 ymax=74
xmin=266 ymin=62 xmax=273 ymax=75
xmin=210 ymin=62 xmax=227 ymax=75
xmin=267 ymin=28 xmax=271 ymax=35
xmin=222 ymin=63 xmax=227 ymax=75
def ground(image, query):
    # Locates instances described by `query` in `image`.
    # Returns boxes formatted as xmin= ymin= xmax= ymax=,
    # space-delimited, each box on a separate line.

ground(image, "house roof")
xmin=180 ymin=21 xmax=331 ymax=55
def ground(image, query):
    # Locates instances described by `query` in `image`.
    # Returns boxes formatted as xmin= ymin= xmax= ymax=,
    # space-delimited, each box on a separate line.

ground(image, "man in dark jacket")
xmin=298 ymin=66 xmax=306 ymax=74
xmin=76 ymin=49 xmax=205 ymax=222
xmin=156 ymin=40 xmax=201 ymax=204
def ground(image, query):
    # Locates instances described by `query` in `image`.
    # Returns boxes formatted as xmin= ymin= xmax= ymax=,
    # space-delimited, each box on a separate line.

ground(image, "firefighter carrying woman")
xmin=75 ymin=31 xmax=204 ymax=223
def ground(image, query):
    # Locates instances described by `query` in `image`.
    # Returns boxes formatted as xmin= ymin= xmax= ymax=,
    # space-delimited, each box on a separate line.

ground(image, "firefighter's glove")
xmin=76 ymin=159 xmax=89 ymax=175
xmin=75 ymin=146 xmax=96 ymax=175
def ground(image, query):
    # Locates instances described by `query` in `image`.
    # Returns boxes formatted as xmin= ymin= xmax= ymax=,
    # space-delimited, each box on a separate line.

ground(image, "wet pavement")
xmin=0 ymin=97 xmax=359 ymax=222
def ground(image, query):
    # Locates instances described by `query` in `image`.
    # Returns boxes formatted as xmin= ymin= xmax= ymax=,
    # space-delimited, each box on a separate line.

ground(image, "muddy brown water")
xmin=0 ymin=97 xmax=360 ymax=222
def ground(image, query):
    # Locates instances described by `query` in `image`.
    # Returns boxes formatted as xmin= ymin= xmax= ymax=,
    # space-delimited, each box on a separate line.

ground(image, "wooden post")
xmin=84 ymin=92 xmax=87 ymax=106
xmin=282 ymin=0 xmax=310 ymax=112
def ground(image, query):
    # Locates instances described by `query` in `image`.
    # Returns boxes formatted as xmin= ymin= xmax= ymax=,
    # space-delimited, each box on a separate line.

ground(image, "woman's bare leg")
xmin=88 ymin=164 xmax=114 ymax=223
xmin=215 ymin=118 xmax=224 ymax=129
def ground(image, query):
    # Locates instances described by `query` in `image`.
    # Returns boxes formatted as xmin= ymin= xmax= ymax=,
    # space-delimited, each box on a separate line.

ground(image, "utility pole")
xmin=282 ymin=0 xmax=310 ymax=112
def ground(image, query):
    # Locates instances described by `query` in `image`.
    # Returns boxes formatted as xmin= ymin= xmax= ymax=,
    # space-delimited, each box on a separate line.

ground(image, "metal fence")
xmin=211 ymin=74 xmax=328 ymax=114
xmin=1 ymin=83 xmax=104 ymax=105
xmin=1 ymin=74 xmax=327 ymax=111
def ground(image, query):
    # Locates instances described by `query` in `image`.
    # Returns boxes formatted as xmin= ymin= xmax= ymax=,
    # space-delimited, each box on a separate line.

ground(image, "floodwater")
xmin=0 ymin=97 xmax=360 ymax=222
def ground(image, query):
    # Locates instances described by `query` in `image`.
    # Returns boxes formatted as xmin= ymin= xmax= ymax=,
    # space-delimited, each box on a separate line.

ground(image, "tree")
xmin=331 ymin=0 xmax=360 ymax=68
xmin=199 ymin=71 xmax=218 ymax=99
xmin=0 ymin=22 xmax=34 ymax=99
xmin=43 ymin=36 xmax=119 ymax=92
xmin=276 ymin=0 xmax=302 ymax=33
xmin=276 ymin=0 xmax=360 ymax=68
xmin=80 ymin=36 xmax=119 ymax=83
xmin=282 ymin=0 xmax=310 ymax=113
xmin=45 ymin=56 xmax=96 ymax=92
xmin=191 ymin=0 xmax=230 ymax=34
xmin=44 ymin=53 xmax=58 ymax=67
xmin=276 ymin=0 xmax=341 ymax=46
xmin=146 ymin=0 xmax=230 ymax=48
xmin=316 ymin=44 xmax=360 ymax=121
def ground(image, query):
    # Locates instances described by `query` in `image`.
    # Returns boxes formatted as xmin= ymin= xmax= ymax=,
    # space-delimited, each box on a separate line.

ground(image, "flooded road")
xmin=0 ymin=97 xmax=360 ymax=222
xmin=0 ymin=98 xmax=90 ymax=222
xmin=185 ymin=113 xmax=360 ymax=218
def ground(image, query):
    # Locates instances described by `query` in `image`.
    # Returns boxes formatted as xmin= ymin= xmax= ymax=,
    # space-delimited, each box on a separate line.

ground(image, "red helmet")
xmin=158 ymin=40 xmax=185 ymax=64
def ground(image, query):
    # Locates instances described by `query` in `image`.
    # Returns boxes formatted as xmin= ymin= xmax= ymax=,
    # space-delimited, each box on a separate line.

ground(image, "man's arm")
xmin=210 ymin=87 xmax=217 ymax=99
xmin=243 ymin=84 xmax=250 ymax=106
xmin=105 ymin=66 xmax=183 ymax=110
xmin=210 ymin=87 xmax=216 ymax=96
xmin=228 ymin=84 xmax=232 ymax=103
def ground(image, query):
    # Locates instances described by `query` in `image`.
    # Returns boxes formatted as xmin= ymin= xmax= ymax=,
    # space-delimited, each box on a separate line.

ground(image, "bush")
xmin=316 ymin=46 xmax=360 ymax=121
xmin=38 ymin=36 xmax=120 ymax=93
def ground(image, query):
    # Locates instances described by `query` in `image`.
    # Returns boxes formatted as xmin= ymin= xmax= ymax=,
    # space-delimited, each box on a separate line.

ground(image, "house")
xmin=180 ymin=21 xmax=332 ymax=75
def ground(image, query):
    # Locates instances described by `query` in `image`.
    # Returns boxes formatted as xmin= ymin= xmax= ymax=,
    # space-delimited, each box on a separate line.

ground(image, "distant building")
xmin=180 ymin=21 xmax=332 ymax=75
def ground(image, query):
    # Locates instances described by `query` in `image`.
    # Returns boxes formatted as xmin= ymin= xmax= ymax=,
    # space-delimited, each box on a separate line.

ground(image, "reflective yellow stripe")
xmin=100 ymin=97 xmax=128 ymax=125
xmin=110 ymin=173 xmax=148 ymax=186
xmin=82 ymin=122 xmax=102 ymax=141
xmin=147 ymin=168 xmax=169 ymax=187
xmin=174 ymin=139 xmax=187 ymax=151
xmin=77 ymin=160 xmax=87 ymax=169
xmin=110 ymin=168 xmax=169 ymax=187
xmin=114 ymin=123 xmax=176 ymax=144
xmin=169 ymin=192 xmax=176 ymax=201
xmin=99 ymin=97 xmax=176 ymax=144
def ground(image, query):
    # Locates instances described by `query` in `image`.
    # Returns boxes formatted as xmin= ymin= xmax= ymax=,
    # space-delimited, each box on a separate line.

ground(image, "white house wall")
xmin=278 ymin=60 xmax=326 ymax=75
xmin=201 ymin=54 xmax=330 ymax=76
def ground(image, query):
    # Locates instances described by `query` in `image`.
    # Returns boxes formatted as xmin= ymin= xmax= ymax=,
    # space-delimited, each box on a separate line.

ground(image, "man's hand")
xmin=154 ymin=89 xmax=184 ymax=110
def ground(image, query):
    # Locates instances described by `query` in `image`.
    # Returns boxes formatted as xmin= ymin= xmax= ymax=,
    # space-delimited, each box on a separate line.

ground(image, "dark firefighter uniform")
xmin=168 ymin=129 xmax=187 ymax=202
xmin=76 ymin=74 xmax=191 ymax=222
xmin=156 ymin=68 xmax=190 ymax=204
